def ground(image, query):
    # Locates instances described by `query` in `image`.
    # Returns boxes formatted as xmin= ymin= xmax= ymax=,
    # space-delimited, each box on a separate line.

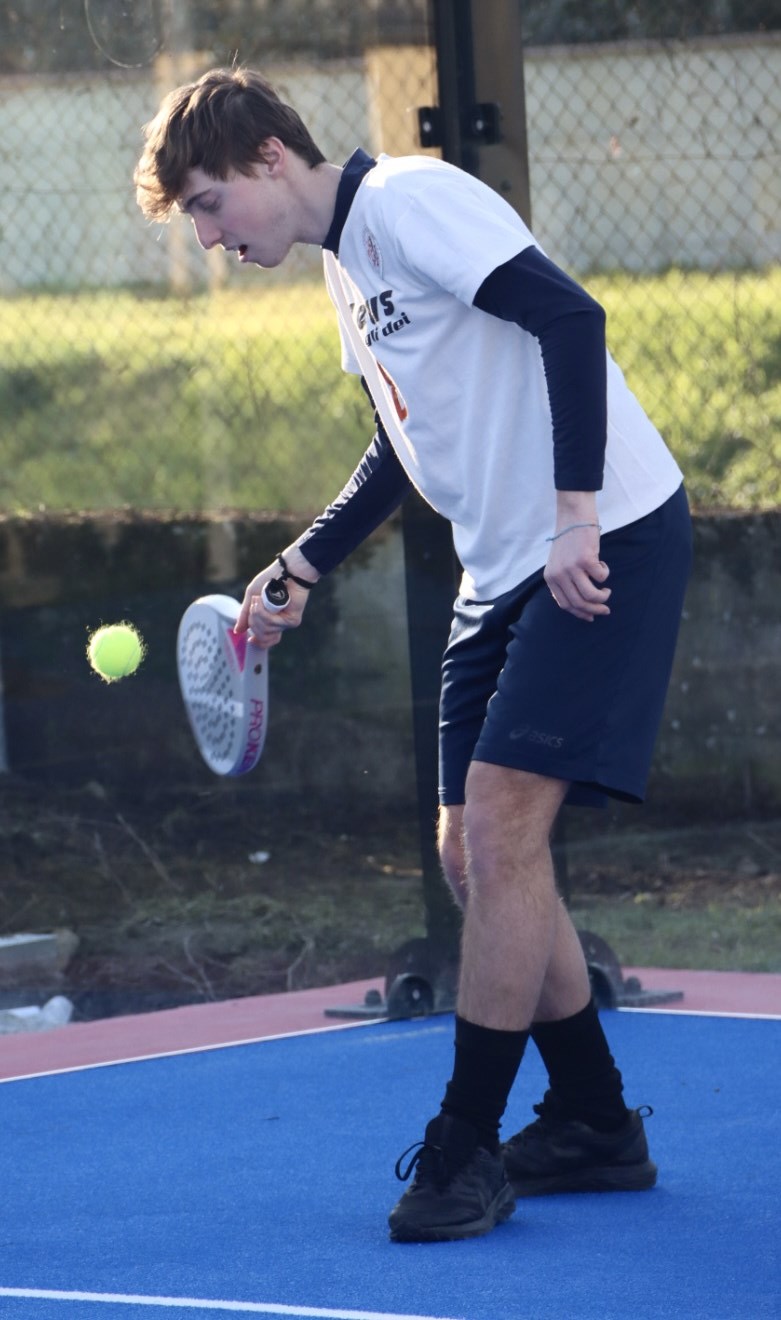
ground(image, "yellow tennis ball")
xmin=87 ymin=623 xmax=144 ymax=683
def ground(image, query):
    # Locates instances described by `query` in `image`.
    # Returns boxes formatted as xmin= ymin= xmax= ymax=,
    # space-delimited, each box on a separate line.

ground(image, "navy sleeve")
xmin=297 ymin=406 xmax=411 ymax=576
xmin=473 ymin=247 xmax=607 ymax=491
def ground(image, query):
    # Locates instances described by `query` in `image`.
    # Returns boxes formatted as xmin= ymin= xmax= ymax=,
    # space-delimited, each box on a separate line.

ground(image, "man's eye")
xmin=200 ymin=198 xmax=220 ymax=214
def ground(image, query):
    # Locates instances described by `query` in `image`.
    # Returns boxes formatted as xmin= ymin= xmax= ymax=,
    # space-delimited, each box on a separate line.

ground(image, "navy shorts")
xmin=438 ymin=484 xmax=692 ymax=808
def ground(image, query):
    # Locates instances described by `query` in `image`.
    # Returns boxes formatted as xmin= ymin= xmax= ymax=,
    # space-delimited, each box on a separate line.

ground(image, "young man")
xmin=136 ymin=67 xmax=692 ymax=1243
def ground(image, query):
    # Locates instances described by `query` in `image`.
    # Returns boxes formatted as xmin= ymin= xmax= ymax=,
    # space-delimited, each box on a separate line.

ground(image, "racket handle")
xmin=262 ymin=578 xmax=290 ymax=613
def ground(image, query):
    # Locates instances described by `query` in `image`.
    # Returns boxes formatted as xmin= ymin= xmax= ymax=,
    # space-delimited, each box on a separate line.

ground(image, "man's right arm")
xmin=236 ymin=394 xmax=411 ymax=643
xmin=296 ymin=418 xmax=411 ymax=575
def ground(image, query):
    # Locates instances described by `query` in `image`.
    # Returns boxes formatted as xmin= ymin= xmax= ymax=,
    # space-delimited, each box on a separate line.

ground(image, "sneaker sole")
xmin=389 ymin=1183 xmax=516 ymax=1243
xmin=510 ymin=1158 xmax=658 ymax=1198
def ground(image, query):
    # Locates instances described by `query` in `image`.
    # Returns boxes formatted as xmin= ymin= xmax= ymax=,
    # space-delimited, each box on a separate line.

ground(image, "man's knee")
xmin=438 ymin=805 xmax=468 ymax=907
xmin=462 ymin=761 xmax=567 ymax=873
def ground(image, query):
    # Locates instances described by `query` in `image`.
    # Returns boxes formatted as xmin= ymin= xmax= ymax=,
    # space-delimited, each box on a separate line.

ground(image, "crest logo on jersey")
xmin=363 ymin=225 xmax=382 ymax=274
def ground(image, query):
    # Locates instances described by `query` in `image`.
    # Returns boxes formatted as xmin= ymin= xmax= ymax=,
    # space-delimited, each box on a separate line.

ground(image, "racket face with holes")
xmin=176 ymin=595 xmax=269 ymax=776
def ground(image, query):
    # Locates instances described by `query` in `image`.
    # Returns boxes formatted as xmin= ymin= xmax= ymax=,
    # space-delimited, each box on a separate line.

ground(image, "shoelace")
xmin=394 ymin=1139 xmax=445 ymax=1183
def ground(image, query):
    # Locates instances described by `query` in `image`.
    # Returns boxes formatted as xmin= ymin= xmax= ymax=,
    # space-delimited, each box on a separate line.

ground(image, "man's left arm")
xmin=473 ymin=248 xmax=612 ymax=622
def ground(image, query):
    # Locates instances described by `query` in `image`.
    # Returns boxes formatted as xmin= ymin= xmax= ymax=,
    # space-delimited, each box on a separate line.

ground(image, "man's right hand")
xmin=234 ymin=546 xmax=319 ymax=649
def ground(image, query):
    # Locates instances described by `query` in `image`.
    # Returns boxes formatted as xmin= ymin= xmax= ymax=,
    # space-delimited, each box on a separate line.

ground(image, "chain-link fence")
xmin=523 ymin=21 xmax=781 ymax=510
xmin=1 ymin=1 xmax=779 ymax=1017
xmin=1 ymin=1 xmax=779 ymax=515
xmin=0 ymin=0 xmax=436 ymax=515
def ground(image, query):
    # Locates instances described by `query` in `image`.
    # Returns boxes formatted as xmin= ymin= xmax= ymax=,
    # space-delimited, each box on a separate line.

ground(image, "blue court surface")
xmin=1 ymin=1009 xmax=779 ymax=1320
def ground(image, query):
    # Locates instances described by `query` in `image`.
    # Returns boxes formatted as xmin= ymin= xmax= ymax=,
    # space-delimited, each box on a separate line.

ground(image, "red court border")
xmin=0 ymin=968 xmax=779 ymax=1082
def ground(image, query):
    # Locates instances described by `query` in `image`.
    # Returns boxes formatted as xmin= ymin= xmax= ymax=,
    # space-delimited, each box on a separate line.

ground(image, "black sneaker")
xmin=502 ymin=1102 xmax=657 ymax=1197
xmin=388 ymin=1113 xmax=516 ymax=1242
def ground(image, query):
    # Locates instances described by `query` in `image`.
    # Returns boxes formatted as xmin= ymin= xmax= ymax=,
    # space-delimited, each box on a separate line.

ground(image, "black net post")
xmin=402 ymin=1 xmax=532 ymax=962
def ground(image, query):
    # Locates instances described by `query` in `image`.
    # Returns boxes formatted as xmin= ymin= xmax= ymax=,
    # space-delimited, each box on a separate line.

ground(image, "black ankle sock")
xmin=531 ymin=999 xmax=629 ymax=1132
xmin=440 ymin=1015 xmax=529 ymax=1151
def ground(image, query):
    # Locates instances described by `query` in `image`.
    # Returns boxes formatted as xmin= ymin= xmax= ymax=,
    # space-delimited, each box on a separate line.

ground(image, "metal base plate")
xmin=324 ymin=930 xmax=684 ymax=1021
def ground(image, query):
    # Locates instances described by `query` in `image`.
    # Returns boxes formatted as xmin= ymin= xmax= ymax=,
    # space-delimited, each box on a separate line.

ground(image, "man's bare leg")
xmin=389 ymin=763 xmax=652 ymax=1241
xmin=456 ymin=761 xmax=570 ymax=1029
xmin=438 ymin=770 xmax=591 ymax=1026
xmin=438 ymin=764 xmax=630 ymax=1132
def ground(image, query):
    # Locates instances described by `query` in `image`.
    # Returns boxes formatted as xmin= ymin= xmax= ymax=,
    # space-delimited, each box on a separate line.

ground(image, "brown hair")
xmin=135 ymin=67 xmax=326 ymax=221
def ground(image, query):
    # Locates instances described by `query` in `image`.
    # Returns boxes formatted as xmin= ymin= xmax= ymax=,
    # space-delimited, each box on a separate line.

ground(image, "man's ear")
xmin=258 ymin=136 xmax=286 ymax=175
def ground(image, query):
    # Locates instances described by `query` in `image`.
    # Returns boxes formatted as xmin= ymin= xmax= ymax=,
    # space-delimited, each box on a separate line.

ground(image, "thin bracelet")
xmin=276 ymin=552 xmax=317 ymax=589
xmin=545 ymin=522 xmax=602 ymax=543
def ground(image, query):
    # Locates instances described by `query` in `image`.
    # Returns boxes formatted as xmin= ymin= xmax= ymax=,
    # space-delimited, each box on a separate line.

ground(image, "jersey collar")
xmin=322 ymin=148 xmax=377 ymax=255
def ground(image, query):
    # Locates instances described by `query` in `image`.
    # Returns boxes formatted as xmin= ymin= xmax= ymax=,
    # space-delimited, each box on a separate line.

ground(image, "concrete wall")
xmin=0 ymin=512 xmax=416 ymax=809
xmin=0 ymin=60 xmax=368 ymax=294
xmin=0 ymin=510 xmax=778 ymax=826
xmin=0 ymin=34 xmax=778 ymax=291
xmin=524 ymin=34 xmax=781 ymax=272
xmin=658 ymin=511 xmax=781 ymax=818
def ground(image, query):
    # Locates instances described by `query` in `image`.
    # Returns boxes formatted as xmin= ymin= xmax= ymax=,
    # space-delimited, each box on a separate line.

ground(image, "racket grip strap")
xmin=275 ymin=552 xmax=317 ymax=590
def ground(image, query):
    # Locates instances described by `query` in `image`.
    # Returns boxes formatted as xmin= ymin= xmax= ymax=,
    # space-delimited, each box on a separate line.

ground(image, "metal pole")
xmin=402 ymin=1 xmax=533 ymax=962
xmin=469 ymin=0 xmax=532 ymax=225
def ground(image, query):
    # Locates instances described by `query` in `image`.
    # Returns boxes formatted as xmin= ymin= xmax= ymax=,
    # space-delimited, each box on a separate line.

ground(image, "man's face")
xmin=179 ymin=162 xmax=295 ymax=269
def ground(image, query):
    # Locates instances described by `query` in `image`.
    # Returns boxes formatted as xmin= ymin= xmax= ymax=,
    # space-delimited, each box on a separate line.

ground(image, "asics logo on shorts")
xmin=509 ymin=725 xmax=564 ymax=749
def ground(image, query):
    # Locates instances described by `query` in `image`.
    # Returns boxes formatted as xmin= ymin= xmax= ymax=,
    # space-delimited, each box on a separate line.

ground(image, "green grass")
xmin=591 ymin=267 xmax=781 ymax=510
xmin=1 ymin=268 xmax=779 ymax=514
xmin=569 ymin=899 xmax=781 ymax=973
xmin=0 ymin=283 xmax=365 ymax=514
xmin=562 ymin=819 xmax=781 ymax=973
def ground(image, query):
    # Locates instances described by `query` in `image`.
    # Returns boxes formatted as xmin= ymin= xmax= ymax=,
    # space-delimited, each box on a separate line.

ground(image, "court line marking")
xmin=0 ymin=1289 xmax=465 ymax=1320
xmin=1 ymin=1002 xmax=777 ymax=1088
xmin=0 ymin=1018 xmax=378 ymax=1087
xmin=618 ymin=1006 xmax=781 ymax=1021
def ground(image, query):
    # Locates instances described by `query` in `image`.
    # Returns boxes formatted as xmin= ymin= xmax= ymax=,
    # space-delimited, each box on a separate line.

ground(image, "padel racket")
xmin=177 ymin=589 xmax=284 ymax=776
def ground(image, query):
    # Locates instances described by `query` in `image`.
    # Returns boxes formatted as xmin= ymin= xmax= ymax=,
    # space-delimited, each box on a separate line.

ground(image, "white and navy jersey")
xmin=300 ymin=150 xmax=682 ymax=601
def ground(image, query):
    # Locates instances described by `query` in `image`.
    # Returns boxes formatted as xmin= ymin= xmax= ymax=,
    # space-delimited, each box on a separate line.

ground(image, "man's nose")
xmin=192 ymin=216 xmax=221 ymax=251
